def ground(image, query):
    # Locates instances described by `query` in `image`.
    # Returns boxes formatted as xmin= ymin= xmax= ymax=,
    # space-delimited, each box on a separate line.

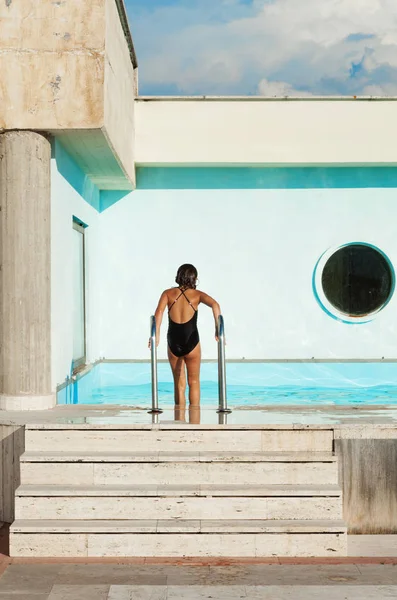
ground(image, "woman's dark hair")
xmin=175 ymin=264 xmax=198 ymax=289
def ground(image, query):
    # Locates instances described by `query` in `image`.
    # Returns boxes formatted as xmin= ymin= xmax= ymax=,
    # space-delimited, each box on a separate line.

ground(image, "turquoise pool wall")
xmin=57 ymin=361 xmax=397 ymax=406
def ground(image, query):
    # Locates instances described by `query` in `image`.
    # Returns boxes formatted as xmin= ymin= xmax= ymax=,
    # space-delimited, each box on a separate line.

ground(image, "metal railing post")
xmin=218 ymin=411 xmax=229 ymax=425
xmin=217 ymin=315 xmax=232 ymax=414
xmin=148 ymin=315 xmax=162 ymax=414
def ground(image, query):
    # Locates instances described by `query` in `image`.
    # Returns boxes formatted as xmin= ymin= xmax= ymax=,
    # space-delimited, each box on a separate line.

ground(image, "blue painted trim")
xmin=54 ymin=140 xmax=101 ymax=211
xmin=136 ymin=167 xmax=397 ymax=190
xmin=100 ymin=190 xmax=131 ymax=212
xmin=53 ymin=158 xmax=397 ymax=211
xmin=73 ymin=216 xmax=88 ymax=228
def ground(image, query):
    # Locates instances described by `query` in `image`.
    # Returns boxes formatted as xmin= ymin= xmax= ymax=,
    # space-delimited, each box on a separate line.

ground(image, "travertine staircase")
xmin=10 ymin=425 xmax=347 ymax=557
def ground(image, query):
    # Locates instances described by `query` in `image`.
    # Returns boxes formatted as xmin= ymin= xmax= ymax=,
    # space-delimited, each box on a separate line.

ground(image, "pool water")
xmin=58 ymin=361 xmax=397 ymax=407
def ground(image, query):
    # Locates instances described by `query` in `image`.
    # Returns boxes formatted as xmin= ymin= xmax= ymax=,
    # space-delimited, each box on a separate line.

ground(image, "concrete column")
xmin=0 ymin=131 xmax=54 ymax=410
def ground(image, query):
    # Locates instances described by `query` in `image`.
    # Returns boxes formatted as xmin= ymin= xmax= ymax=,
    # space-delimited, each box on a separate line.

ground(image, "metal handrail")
xmin=148 ymin=315 xmax=162 ymax=414
xmin=217 ymin=315 xmax=232 ymax=414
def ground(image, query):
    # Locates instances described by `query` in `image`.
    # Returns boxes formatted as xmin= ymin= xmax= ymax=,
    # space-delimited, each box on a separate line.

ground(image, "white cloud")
xmin=362 ymin=82 xmax=397 ymax=95
xmin=129 ymin=0 xmax=397 ymax=95
xmin=257 ymin=78 xmax=314 ymax=97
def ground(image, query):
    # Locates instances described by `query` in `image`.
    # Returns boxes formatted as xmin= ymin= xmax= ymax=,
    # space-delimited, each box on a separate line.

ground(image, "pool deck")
xmin=2 ymin=404 xmax=397 ymax=429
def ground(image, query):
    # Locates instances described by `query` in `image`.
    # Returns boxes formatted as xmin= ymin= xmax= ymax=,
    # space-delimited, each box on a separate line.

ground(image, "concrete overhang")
xmin=0 ymin=0 xmax=137 ymax=191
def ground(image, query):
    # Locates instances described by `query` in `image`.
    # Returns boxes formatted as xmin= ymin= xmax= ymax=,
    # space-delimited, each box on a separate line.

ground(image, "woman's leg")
xmin=168 ymin=346 xmax=187 ymax=405
xmin=184 ymin=343 xmax=201 ymax=407
xmin=189 ymin=405 xmax=201 ymax=424
xmin=174 ymin=405 xmax=186 ymax=422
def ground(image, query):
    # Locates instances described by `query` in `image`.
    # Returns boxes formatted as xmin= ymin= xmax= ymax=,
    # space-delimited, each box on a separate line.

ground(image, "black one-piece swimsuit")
xmin=167 ymin=289 xmax=200 ymax=357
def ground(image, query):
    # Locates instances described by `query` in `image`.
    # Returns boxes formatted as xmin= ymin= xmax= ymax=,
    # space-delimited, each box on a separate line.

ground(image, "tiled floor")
xmin=0 ymin=530 xmax=397 ymax=599
xmin=1 ymin=563 xmax=397 ymax=599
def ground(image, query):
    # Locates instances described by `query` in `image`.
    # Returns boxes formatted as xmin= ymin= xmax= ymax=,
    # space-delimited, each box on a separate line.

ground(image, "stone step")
xmin=15 ymin=492 xmax=342 ymax=521
xmin=20 ymin=451 xmax=337 ymax=463
xmin=10 ymin=518 xmax=347 ymax=533
xmin=10 ymin=519 xmax=347 ymax=557
xmin=16 ymin=483 xmax=342 ymax=496
xmin=20 ymin=458 xmax=339 ymax=486
xmin=24 ymin=428 xmax=333 ymax=453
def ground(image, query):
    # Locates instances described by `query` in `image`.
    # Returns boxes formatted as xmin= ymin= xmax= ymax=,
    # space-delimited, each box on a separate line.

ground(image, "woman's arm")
xmin=199 ymin=291 xmax=221 ymax=341
xmin=149 ymin=291 xmax=168 ymax=348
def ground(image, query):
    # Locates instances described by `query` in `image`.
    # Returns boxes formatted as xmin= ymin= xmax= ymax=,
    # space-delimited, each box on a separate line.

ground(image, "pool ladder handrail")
xmin=217 ymin=315 xmax=232 ymax=414
xmin=148 ymin=315 xmax=162 ymax=414
xmin=149 ymin=314 xmax=231 ymax=415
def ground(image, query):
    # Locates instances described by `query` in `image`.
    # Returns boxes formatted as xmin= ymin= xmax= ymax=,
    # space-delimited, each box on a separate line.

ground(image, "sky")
xmin=125 ymin=0 xmax=397 ymax=96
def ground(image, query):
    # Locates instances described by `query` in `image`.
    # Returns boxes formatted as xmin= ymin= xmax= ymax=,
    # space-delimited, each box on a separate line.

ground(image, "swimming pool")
xmin=58 ymin=361 xmax=397 ymax=407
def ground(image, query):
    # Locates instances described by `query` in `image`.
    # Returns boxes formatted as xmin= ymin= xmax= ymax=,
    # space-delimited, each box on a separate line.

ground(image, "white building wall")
xmin=95 ymin=185 xmax=397 ymax=361
xmin=51 ymin=145 xmax=102 ymax=390
xmin=135 ymin=99 xmax=397 ymax=166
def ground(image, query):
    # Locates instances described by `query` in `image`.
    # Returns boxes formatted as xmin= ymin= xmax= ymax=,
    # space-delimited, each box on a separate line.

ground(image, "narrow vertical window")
xmin=72 ymin=219 xmax=86 ymax=369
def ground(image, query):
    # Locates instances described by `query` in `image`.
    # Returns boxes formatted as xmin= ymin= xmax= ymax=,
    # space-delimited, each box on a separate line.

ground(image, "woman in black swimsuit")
xmin=150 ymin=264 xmax=221 ymax=408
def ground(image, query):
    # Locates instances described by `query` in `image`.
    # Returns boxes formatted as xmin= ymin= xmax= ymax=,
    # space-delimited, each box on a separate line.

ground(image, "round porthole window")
xmin=313 ymin=243 xmax=395 ymax=323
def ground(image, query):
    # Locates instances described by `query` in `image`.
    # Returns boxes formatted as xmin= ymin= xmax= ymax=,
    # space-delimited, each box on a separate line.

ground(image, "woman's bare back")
xmin=152 ymin=285 xmax=221 ymax=346
xmin=166 ymin=287 xmax=201 ymax=323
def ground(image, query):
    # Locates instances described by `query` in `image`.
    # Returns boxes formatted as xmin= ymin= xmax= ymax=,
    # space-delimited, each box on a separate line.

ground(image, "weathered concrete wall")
xmin=0 ymin=0 xmax=136 ymax=190
xmin=336 ymin=427 xmax=397 ymax=533
xmin=135 ymin=99 xmax=397 ymax=166
xmin=0 ymin=0 xmax=105 ymax=130
xmin=0 ymin=425 xmax=24 ymax=523
xmin=104 ymin=0 xmax=136 ymax=188
xmin=0 ymin=131 xmax=54 ymax=410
